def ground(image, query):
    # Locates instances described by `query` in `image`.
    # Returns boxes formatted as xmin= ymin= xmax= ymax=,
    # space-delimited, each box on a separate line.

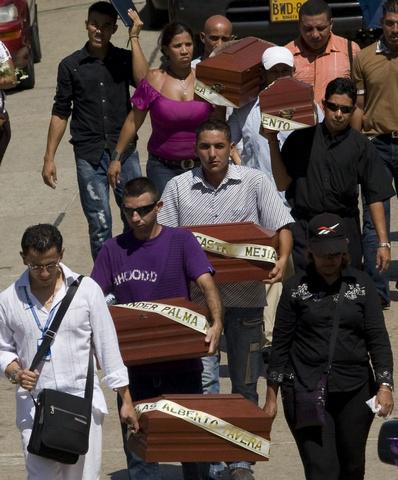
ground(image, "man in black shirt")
xmin=263 ymin=77 xmax=394 ymax=277
xmin=42 ymin=1 xmax=148 ymax=260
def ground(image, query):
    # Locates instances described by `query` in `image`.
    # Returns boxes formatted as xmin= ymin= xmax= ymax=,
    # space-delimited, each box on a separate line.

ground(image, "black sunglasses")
xmin=324 ymin=101 xmax=354 ymax=114
xmin=122 ymin=202 xmax=157 ymax=217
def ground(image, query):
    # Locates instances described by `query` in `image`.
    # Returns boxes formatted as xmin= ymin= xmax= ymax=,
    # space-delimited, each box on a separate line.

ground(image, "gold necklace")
xmin=168 ymin=68 xmax=191 ymax=97
xmin=179 ymin=74 xmax=191 ymax=96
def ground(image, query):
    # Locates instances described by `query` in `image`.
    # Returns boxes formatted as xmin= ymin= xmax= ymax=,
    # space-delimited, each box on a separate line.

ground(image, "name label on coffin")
xmin=114 ymin=302 xmax=209 ymax=334
xmin=192 ymin=232 xmax=277 ymax=264
xmin=194 ymin=79 xmax=238 ymax=108
xmin=261 ymin=112 xmax=311 ymax=131
xmin=134 ymin=399 xmax=270 ymax=458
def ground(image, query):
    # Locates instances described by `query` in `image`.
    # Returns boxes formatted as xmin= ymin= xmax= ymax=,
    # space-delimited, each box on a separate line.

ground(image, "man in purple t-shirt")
xmin=91 ymin=176 xmax=223 ymax=480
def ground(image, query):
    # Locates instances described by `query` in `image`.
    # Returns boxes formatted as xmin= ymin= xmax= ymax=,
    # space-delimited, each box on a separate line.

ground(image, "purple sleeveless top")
xmin=131 ymin=78 xmax=214 ymax=162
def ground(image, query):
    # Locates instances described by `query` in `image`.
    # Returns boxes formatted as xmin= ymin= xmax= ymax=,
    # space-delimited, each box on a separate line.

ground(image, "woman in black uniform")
xmin=264 ymin=212 xmax=394 ymax=480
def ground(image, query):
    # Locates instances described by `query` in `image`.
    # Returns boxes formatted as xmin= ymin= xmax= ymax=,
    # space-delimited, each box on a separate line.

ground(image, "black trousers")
xmin=291 ymin=215 xmax=362 ymax=271
xmin=281 ymin=380 xmax=375 ymax=480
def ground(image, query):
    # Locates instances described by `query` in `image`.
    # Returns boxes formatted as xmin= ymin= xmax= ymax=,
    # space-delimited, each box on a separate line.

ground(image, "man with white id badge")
xmin=0 ymin=224 xmax=139 ymax=479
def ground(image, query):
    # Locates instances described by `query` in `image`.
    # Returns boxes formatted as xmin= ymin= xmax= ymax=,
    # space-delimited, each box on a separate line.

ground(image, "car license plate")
xmin=270 ymin=0 xmax=305 ymax=22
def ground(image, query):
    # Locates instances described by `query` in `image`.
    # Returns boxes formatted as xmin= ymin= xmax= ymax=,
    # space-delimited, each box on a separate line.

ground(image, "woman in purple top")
xmin=109 ymin=22 xmax=214 ymax=193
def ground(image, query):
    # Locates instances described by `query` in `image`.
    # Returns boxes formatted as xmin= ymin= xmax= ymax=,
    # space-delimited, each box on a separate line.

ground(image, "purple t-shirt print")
xmin=91 ymin=226 xmax=214 ymax=303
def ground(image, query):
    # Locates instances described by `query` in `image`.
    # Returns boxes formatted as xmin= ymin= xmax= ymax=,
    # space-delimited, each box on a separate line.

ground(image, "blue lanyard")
xmin=23 ymin=286 xmax=58 ymax=334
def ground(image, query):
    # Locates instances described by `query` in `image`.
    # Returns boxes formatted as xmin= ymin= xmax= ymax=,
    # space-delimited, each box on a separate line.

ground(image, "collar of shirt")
xmin=321 ymin=120 xmax=351 ymax=145
xmin=17 ymin=263 xmax=78 ymax=311
xmin=303 ymin=264 xmax=357 ymax=289
xmin=376 ymin=37 xmax=398 ymax=55
xmin=77 ymin=42 xmax=118 ymax=64
xmin=191 ymin=164 xmax=242 ymax=190
xmin=292 ymin=33 xmax=340 ymax=57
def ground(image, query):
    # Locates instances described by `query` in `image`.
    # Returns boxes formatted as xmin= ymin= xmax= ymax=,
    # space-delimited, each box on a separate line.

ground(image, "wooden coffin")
xmin=184 ymin=222 xmax=279 ymax=283
xmin=259 ymin=77 xmax=317 ymax=128
xmin=110 ymin=298 xmax=209 ymax=366
xmin=129 ymin=394 xmax=272 ymax=462
xmin=196 ymin=37 xmax=274 ymax=107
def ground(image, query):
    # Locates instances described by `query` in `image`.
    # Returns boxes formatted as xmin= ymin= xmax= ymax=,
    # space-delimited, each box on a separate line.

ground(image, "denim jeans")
xmin=224 ymin=307 xmax=264 ymax=404
xmin=76 ymin=148 xmax=141 ymax=260
xmin=201 ymin=354 xmax=220 ymax=394
xmin=362 ymin=136 xmax=398 ymax=301
xmin=119 ymin=368 xmax=209 ymax=480
xmin=222 ymin=307 xmax=263 ymax=474
xmin=146 ymin=154 xmax=192 ymax=195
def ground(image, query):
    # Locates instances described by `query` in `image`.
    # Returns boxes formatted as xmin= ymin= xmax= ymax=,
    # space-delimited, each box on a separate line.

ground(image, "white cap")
xmin=262 ymin=46 xmax=294 ymax=70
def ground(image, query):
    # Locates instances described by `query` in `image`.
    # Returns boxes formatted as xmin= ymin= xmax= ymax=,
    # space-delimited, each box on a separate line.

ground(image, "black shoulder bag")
xmin=294 ymin=281 xmax=347 ymax=430
xmin=27 ymin=276 xmax=94 ymax=465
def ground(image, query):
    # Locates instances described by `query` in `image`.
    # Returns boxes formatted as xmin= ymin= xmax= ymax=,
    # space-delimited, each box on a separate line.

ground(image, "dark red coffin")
xmin=259 ymin=77 xmax=317 ymax=128
xmin=184 ymin=222 xmax=279 ymax=283
xmin=195 ymin=37 xmax=274 ymax=107
xmin=129 ymin=394 xmax=272 ymax=462
xmin=110 ymin=298 xmax=209 ymax=366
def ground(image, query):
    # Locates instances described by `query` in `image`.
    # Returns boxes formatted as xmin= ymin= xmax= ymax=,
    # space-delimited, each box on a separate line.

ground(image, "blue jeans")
xmin=146 ymin=154 xmax=192 ymax=195
xmin=362 ymin=136 xmax=397 ymax=301
xmin=224 ymin=307 xmax=264 ymax=404
xmin=201 ymin=354 xmax=220 ymax=394
xmin=223 ymin=307 xmax=263 ymax=474
xmin=119 ymin=368 xmax=208 ymax=480
xmin=76 ymin=148 xmax=141 ymax=259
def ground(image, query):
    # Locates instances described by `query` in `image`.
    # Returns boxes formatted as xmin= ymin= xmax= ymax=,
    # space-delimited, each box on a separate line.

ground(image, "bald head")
xmin=200 ymin=15 xmax=234 ymax=58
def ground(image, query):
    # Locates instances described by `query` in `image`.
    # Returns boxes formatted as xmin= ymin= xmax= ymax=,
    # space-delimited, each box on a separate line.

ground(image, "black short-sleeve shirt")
xmin=281 ymin=122 xmax=395 ymax=219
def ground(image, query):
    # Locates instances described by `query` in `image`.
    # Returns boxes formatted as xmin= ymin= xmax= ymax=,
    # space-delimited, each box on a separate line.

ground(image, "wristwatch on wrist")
xmin=111 ymin=150 xmax=121 ymax=162
xmin=7 ymin=368 xmax=22 ymax=384
xmin=378 ymin=242 xmax=391 ymax=249
xmin=380 ymin=382 xmax=393 ymax=391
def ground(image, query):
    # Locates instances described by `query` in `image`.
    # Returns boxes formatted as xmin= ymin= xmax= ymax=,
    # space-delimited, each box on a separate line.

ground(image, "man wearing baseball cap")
xmin=229 ymin=46 xmax=322 ymax=354
xmin=229 ymin=46 xmax=296 ymax=179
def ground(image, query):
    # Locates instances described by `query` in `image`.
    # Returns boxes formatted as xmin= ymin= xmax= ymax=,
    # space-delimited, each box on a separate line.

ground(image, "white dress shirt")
xmin=0 ymin=263 xmax=128 ymax=420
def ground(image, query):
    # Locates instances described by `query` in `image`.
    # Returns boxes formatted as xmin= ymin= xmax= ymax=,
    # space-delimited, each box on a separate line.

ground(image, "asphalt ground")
xmin=0 ymin=1 xmax=398 ymax=478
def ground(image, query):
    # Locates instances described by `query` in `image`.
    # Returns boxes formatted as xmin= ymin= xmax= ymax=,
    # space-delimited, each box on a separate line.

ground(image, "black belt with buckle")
xmin=154 ymin=155 xmax=201 ymax=170
xmin=376 ymin=132 xmax=398 ymax=142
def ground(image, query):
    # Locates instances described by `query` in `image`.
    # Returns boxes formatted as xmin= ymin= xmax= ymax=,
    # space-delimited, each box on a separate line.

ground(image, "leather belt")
xmin=373 ymin=132 xmax=398 ymax=141
xmin=155 ymin=156 xmax=201 ymax=170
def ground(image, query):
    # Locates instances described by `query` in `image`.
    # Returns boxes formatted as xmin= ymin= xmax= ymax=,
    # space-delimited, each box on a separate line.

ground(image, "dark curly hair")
xmin=21 ymin=224 xmax=63 ymax=255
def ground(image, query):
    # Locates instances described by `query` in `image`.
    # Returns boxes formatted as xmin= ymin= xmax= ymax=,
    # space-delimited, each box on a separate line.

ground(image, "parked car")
xmin=0 ymin=0 xmax=41 ymax=89
xmin=147 ymin=0 xmax=169 ymax=28
xmin=169 ymin=0 xmax=362 ymax=45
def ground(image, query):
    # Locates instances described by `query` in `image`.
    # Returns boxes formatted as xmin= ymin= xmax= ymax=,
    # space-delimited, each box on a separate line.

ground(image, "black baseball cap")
xmin=308 ymin=213 xmax=348 ymax=256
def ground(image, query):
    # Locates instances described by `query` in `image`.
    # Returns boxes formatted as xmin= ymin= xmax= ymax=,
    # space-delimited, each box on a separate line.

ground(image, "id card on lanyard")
xmin=24 ymin=287 xmax=59 ymax=361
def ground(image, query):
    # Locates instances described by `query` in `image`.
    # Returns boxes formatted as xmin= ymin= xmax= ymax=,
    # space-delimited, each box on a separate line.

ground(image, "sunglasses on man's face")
xmin=122 ymin=202 xmax=157 ymax=218
xmin=324 ymin=101 xmax=354 ymax=114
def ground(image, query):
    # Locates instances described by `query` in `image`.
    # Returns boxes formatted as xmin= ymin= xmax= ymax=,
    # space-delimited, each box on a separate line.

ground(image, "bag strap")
xmin=84 ymin=344 xmax=94 ymax=402
xmin=325 ymin=281 xmax=347 ymax=374
xmin=29 ymin=275 xmax=84 ymax=371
